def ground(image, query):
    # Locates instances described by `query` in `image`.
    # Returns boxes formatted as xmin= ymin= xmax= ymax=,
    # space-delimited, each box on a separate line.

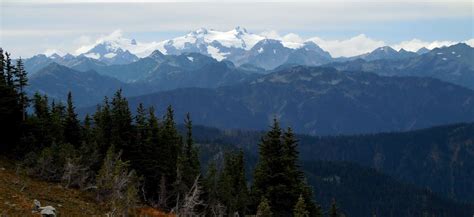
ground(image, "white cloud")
xmin=392 ymin=39 xmax=458 ymax=52
xmin=463 ymin=39 xmax=474 ymax=47
xmin=308 ymin=34 xmax=386 ymax=57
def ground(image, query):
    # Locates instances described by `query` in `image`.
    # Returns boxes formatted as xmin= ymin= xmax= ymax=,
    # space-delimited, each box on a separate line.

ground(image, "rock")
xmin=40 ymin=206 xmax=56 ymax=217
xmin=32 ymin=199 xmax=56 ymax=217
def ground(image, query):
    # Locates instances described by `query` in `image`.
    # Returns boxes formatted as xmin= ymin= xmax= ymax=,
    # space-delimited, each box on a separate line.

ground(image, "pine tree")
xmin=284 ymin=127 xmax=322 ymax=216
xmin=294 ymin=195 xmax=309 ymax=217
xmin=176 ymin=113 xmax=201 ymax=200
xmin=4 ymin=52 xmax=14 ymax=87
xmin=110 ymin=89 xmax=134 ymax=153
xmin=14 ymin=58 xmax=28 ymax=121
xmin=64 ymin=92 xmax=81 ymax=147
xmin=139 ymin=107 xmax=162 ymax=202
xmin=329 ymin=199 xmax=339 ymax=217
xmin=218 ymin=150 xmax=249 ymax=216
xmin=50 ymin=100 xmax=66 ymax=143
xmin=158 ymin=105 xmax=181 ymax=208
xmin=93 ymin=97 xmax=112 ymax=157
xmin=251 ymin=119 xmax=321 ymax=216
xmin=135 ymin=103 xmax=147 ymax=143
xmin=0 ymin=49 xmax=22 ymax=153
xmin=204 ymin=161 xmax=223 ymax=215
xmin=256 ymin=197 xmax=272 ymax=217
xmin=251 ymin=119 xmax=288 ymax=216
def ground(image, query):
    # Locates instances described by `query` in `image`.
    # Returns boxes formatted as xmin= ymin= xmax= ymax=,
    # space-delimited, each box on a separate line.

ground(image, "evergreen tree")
xmin=82 ymin=114 xmax=93 ymax=144
xmin=4 ymin=52 xmax=14 ymax=87
xmin=110 ymin=89 xmax=134 ymax=158
xmin=64 ymin=92 xmax=81 ymax=147
xmin=135 ymin=103 xmax=148 ymax=143
xmin=294 ymin=195 xmax=310 ymax=217
xmin=50 ymin=100 xmax=66 ymax=144
xmin=220 ymin=150 xmax=248 ymax=216
xmin=251 ymin=119 xmax=289 ymax=216
xmin=93 ymin=97 xmax=112 ymax=157
xmin=175 ymin=113 xmax=201 ymax=202
xmin=204 ymin=161 xmax=223 ymax=215
xmin=256 ymin=197 xmax=273 ymax=217
xmin=14 ymin=58 xmax=28 ymax=121
xmin=252 ymin=119 xmax=320 ymax=216
xmin=29 ymin=93 xmax=53 ymax=150
xmin=0 ymin=49 xmax=22 ymax=153
xmin=158 ymin=105 xmax=181 ymax=208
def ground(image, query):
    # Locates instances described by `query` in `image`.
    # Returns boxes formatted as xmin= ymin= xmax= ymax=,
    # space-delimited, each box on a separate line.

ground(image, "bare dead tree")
xmin=175 ymin=175 xmax=205 ymax=217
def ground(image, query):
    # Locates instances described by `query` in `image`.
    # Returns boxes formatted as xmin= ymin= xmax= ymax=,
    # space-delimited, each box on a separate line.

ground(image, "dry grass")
xmin=0 ymin=158 xmax=174 ymax=217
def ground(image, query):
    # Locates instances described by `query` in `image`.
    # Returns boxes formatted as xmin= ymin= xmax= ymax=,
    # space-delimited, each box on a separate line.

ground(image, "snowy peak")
xmin=157 ymin=27 xmax=265 ymax=60
xmin=81 ymin=41 xmax=139 ymax=65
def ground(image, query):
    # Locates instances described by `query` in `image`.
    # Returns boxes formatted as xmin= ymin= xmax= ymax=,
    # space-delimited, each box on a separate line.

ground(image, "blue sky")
xmin=1 ymin=0 xmax=472 ymax=57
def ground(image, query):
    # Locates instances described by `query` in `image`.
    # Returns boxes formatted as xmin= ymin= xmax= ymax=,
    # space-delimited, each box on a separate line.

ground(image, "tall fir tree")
xmin=14 ymin=58 xmax=28 ymax=121
xmin=251 ymin=119 xmax=288 ymax=216
xmin=4 ymin=52 xmax=14 ymax=87
xmin=175 ymin=113 xmax=201 ymax=208
xmin=110 ymin=89 xmax=134 ymax=155
xmin=0 ymin=49 xmax=21 ymax=153
xmin=252 ymin=119 xmax=321 ymax=216
xmin=50 ymin=100 xmax=66 ymax=144
xmin=93 ymin=96 xmax=112 ymax=157
xmin=204 ymin=161 xmax=222 ymax=215
xmin=158 ymin=105 xmax=181 ymax=208
xmin=218 ymin=150 xmax=249 ymax=216
xmin=64 ymin=92 xmax=81 ymax=147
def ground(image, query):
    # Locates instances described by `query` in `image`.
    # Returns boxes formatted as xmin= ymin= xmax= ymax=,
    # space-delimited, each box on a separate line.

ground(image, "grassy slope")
xmin=0 ymin=158 xmax=173 ymax=217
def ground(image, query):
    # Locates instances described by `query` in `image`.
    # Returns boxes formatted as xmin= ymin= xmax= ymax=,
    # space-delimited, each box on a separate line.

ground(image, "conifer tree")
xmin=252 ymin=119 xmax=321 ymax=216
xmin=64 ymin=92 xmax=81 ymax=147
xmin=14 ymin=58 xmax=28 ymax=121
xmin=0 ymin=49 xmax=22 ymax=153
xmin=4 ymin=52 xmax=14 ymax=87
xmin=50 ymin=100 xmax=66 ymax=143
xmin=158 ymin=105 xmax=181 ymax=208
xmin=93 ymin=97 xmax=112 ymax=157
xmin=204 ymin=161 xmax=223 ymax=215
xmin=218 ymin=150 xmax=248 ymax=216
xmin=294 ymin=195 xmax=310 ymax=217
xmin=135 ymin=103 xmax=147 ymax=143
xmin=251 ymin=119 xmax=289 ymax=216
xmin=110 ymin=89 xmax=134 ymax=153
xmin=176 ymin=113 xmax=201 ymax=198
xmin=256 ymin=197 xmax=272 ymax=217
xmin=82 ymin=114 xmax=93 ymax=144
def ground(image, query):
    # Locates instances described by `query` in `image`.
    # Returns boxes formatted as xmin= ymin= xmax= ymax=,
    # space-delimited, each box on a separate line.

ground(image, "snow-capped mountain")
xmin=81 ymin=41 xmax=139 ymax=65
xmin=156 ymin=26 xmax=264 ymax=61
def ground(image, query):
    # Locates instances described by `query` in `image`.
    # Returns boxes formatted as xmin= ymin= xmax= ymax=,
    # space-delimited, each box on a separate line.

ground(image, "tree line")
xmin=0 ymin=48 xmax=344 ymax=216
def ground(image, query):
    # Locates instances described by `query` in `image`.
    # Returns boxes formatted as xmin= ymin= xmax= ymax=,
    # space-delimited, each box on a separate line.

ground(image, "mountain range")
xmin=26 ymin=27 xmax=449 ymax=74
xmin=327 ymin=43 xmax=474 ymax=89
xmin=116 ymin=66 xmax=474 ymax=135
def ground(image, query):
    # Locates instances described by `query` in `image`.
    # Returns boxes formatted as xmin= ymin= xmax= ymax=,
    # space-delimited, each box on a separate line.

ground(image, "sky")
xmin=0 ymin=0 xmax=473 ymax=58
